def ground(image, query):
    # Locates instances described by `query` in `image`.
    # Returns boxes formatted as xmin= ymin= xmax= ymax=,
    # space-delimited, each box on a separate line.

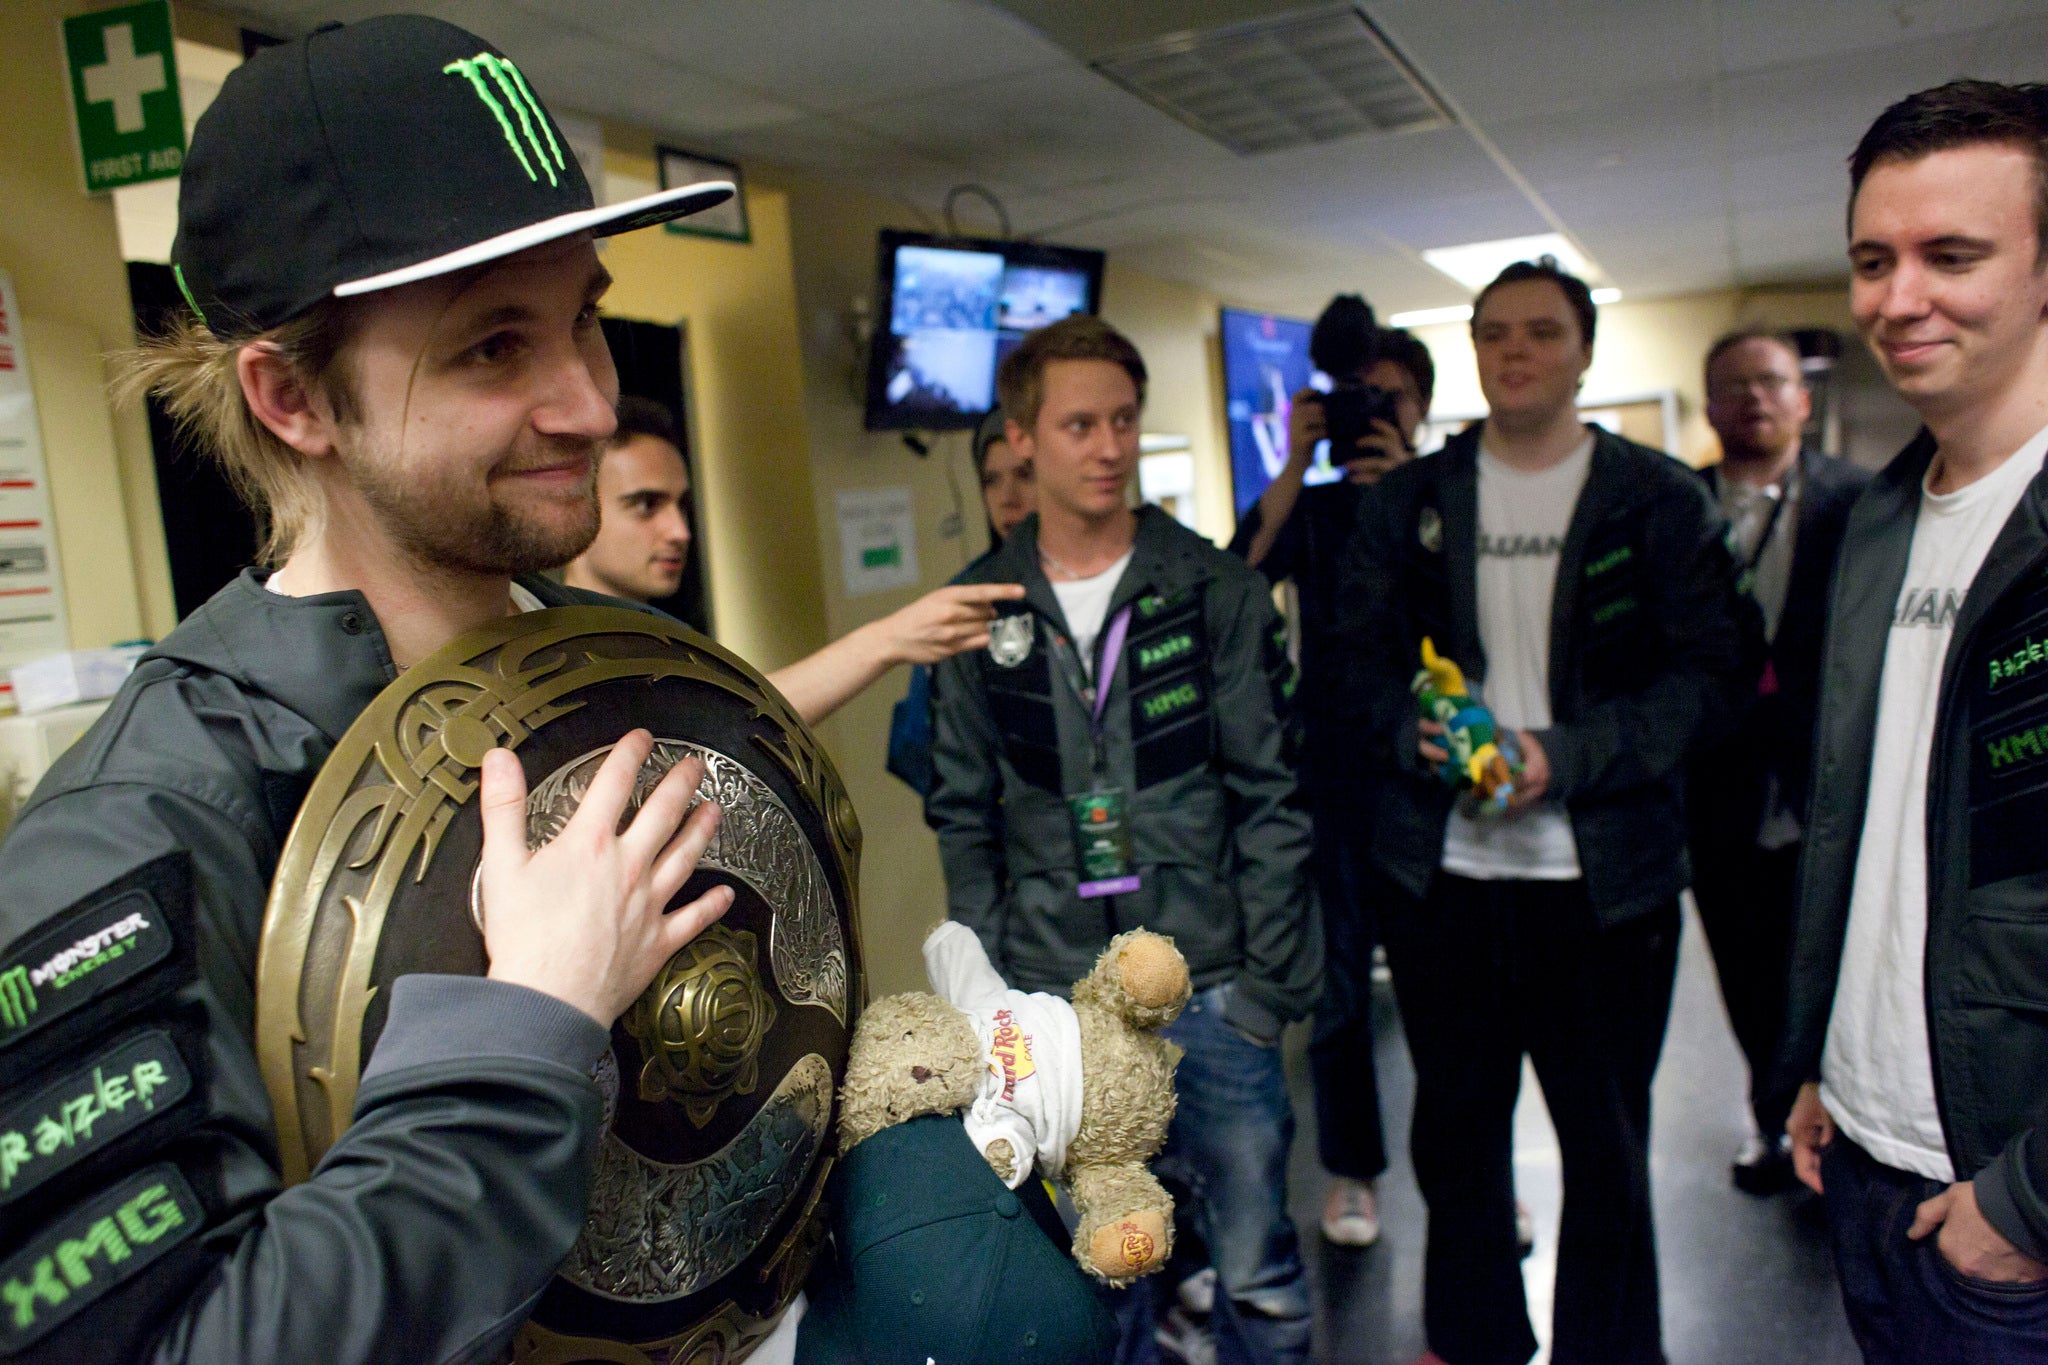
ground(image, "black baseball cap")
xmin=170 ymin=14 xmax=732 ymax=335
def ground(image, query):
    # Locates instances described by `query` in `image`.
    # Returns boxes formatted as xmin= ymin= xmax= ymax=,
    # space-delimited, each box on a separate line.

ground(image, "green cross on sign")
xmin=62 ymin=1 xmax=186 ymax=194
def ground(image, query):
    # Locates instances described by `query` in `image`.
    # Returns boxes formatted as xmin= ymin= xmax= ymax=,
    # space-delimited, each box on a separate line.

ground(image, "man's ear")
xmin=1004 ymin=417 xmax=1033 ymax=460
xmin=237 ymin=343 xmax=340 ymax=460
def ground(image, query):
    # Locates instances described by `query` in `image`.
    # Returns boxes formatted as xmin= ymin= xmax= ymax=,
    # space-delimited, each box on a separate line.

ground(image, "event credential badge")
xmin=1069 ymin=788 xmax=1139 ymax=898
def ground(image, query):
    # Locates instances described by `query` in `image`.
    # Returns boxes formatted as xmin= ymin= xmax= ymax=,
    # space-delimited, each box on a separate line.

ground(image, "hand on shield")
xmin=477 ymin=729 xmax=734 ymax=1026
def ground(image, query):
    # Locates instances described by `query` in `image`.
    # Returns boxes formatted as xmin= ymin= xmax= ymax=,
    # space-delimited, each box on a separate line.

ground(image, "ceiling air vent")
xmin=1090 ymin=5 xmax=1451 ymax=156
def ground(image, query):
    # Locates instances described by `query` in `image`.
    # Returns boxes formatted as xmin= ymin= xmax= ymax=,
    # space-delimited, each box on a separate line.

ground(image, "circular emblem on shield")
xmin=256 ymin=607 xmax=863 ymax=1362
xmin=988 ymin=611 xmax=1035 ymax=668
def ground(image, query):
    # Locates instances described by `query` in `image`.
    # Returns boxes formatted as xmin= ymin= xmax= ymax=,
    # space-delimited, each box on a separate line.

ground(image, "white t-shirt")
xmin=1441 ymin=437 xmax=1593 ymax=881
xmin=923 ymin=921 xmax=1085 ymax=1187
xmin=1821 ymin=422 xmax=2048 ymax=1182
xmin=1051 ymin=549 xmax=1134 ymax=672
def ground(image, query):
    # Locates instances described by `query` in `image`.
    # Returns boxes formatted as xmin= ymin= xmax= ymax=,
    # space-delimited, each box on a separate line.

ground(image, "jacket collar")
xmin=143 ymin=568 xmax=588 ymax=744
xmin=995 ymin=505 xmax=1217 ymax=636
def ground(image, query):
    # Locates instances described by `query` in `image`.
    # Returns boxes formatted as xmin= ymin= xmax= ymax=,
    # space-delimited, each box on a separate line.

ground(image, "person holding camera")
xmin=1228 ymin=299 xmax=1430 ymax=1249
xmin=1333 ymin=261 xmax=1754 ymax=1365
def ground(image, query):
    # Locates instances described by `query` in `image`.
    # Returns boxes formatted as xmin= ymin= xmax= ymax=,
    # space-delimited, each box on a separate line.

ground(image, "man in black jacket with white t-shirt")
xmin=1335 ymin=261 xmax=1752 ymax=1365
xmin=1781 ymin=80 xmax=2048 ymax=1364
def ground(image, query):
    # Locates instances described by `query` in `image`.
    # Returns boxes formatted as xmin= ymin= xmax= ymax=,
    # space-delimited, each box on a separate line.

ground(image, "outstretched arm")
xmin=770 ymin=583 xmax=1025 ymax=726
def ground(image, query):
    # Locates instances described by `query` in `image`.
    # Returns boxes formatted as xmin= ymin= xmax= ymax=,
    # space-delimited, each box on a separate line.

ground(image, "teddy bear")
xmin=836 ymin=920 xmax=1191 ymax=1286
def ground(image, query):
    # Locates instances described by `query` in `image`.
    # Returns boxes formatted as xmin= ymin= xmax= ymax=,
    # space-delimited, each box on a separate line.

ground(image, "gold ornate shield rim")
xmin=254 ymin=604 xmax=866 ymax=1187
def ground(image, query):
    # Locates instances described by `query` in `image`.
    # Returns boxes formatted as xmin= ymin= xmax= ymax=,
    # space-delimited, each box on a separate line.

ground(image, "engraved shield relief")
xmin=256 ymin=607 xmax=863 ymax=1363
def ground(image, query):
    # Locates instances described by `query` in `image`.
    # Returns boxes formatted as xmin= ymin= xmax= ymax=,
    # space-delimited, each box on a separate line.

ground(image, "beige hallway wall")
xmin=0 ymin=0 xmax=177 ymax=651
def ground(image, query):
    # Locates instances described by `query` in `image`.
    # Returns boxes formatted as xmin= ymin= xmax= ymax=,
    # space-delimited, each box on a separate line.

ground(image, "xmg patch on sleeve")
xmin=0 ymin=862 xmax=182 ymax=1055
xmin=0 ymin=1030 xmax=194 ymax=1209
xmin=0 ymin=1164 xmax=202 ymax=1353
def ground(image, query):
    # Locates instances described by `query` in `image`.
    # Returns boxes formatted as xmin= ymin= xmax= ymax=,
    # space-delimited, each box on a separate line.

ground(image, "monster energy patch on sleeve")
xmin=0 ymin=1031 xmax=193 ymax=1208
xmin=0 ymin=1164 xmax=202 ymax=1352
xmin=0 ymin=886 xmax=174 ymax=1053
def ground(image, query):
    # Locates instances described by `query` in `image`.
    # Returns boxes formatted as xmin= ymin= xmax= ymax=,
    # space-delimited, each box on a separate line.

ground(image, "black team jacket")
xmin=0 ymin=570 xmax=632 ymax=1363
xmin=1780 ymin=431 xmax=2048 ymax=1263
xmin=1687 ymin=448 xmax=1872 ymax=856
xmin=1332 ymin=423 xmax=1755 ymax=923
xmin=926 ymin=507 xmax=1320 ymax=1045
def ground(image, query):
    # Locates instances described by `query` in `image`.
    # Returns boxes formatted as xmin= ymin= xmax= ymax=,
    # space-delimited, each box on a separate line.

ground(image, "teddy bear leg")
xmin=1068 ymin=1163 xmax=1176 ymax=1285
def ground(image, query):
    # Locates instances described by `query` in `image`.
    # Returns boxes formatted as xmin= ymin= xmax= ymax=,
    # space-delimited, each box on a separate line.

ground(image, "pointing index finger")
xmin=948 ymin=582 xmax=1027 ymax=604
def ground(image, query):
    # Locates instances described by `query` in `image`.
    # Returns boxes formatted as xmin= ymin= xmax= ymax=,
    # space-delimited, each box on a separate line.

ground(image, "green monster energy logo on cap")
xmin=0 ymin=968 xmax=33 ymax=1032
xmin=442 ymin=53 xmax=565 ymax=186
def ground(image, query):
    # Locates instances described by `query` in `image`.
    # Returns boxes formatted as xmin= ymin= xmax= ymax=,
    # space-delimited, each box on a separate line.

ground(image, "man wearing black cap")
xmin=0 ymin=17 xmax=741 ymax=1362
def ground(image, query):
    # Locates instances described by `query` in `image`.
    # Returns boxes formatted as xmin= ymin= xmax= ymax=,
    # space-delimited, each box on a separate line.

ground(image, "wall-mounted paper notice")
xmin=836 ymin=486 xmax=921 ymax=597
xmin=0 ymin=270 xmax=71 ymax=712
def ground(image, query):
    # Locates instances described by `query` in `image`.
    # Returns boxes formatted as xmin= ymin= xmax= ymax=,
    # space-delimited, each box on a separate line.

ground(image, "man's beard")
xmin=342 ymin=437 xmax=601 ymax=577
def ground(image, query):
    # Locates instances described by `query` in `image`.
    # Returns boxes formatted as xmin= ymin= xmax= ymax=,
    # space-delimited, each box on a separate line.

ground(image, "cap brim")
xmin=331 ymin=180 xmax=735 ymax=298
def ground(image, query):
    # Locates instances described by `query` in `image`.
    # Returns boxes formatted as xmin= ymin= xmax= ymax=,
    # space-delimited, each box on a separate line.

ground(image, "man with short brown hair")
xmin=1336 ymin=260 xmax=1751 ymax=1365
xmin=930 ymin=315 xmax=1319 ymax=1364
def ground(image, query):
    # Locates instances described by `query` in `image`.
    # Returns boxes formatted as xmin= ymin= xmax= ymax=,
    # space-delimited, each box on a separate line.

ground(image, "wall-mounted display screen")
xmin=1219 ymin=307 xmax=1340 ymax=518
xmin=866 ymin=230 xmax=1105 ymax=431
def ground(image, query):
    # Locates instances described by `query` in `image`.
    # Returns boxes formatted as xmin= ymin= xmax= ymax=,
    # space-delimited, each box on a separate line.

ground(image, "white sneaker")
xmin=1321 ymin=1178 xmax=1381 ymax=1247
xmin=1176 ymin=1266 xmax=1218 ymax=1315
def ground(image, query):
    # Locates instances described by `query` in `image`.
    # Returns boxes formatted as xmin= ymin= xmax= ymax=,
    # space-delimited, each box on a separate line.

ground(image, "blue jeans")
xmin=1823 ymin=1135 xmax=2048 ymax=1363
xmin=1118 ymin=983 xmax=1312 ymax=1365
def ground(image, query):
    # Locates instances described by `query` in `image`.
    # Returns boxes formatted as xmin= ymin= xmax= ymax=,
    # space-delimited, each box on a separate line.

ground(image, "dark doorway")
xmin=129 ymin=261 xmax=261 ymax=620
xmin=127 ymin=268 xmax=708 ymax=632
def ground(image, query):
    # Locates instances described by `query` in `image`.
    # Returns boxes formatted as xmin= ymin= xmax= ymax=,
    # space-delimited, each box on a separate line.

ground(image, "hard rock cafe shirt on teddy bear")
xmin=924 ymin=921 xmax=1084 ymax=1189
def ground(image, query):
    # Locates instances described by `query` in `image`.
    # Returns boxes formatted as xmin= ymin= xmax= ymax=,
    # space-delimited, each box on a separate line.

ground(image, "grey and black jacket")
xmin=1332 ymin=424 xmax=1756 ymax=922
xmin=1781 ymin=431 xmax=2048 ymax=1263
xmin=0 ymin=570 xmax=629 ymax=1364
xmin=925 ymin=507 xmax=1320 ymax=1044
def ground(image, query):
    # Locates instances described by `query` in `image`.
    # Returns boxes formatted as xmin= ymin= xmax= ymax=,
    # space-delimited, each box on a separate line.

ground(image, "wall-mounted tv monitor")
xmin=865 ymin=229 xmax=1106 ymax=431
xmin=1219 ymin=307 xmax=1341 ymax=518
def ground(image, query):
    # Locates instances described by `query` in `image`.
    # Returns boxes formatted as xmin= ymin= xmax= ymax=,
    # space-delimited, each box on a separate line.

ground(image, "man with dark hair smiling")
xmin=1782 ymin=79 xmax=2048 ymax=1362
xmin=1336 ymin=260 xmax=1751 ymax=1365
xmin=928 ymin=314 xmax=1319 ymax=1365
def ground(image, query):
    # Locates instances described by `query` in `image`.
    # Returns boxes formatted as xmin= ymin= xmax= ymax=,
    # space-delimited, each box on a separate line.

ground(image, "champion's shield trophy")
xmin=255 ymin=606 xmax=864 ymax=1363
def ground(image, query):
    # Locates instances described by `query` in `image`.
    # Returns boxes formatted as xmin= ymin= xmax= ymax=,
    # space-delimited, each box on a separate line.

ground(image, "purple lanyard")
xmin=1091 ymin=606 xmax=1134 ymax=730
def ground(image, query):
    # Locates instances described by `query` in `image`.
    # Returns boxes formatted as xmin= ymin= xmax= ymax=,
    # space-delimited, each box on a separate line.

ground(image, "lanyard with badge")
xmin=1064 ymin=605 xmax=1139 ymax=899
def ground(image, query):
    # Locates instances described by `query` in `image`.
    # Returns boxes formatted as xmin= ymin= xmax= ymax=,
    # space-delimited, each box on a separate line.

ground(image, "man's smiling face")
xmin=331 ymin=236 xmax=620 ymax=575
xmin=1849 ymin=142 xmax=2048 ymax=421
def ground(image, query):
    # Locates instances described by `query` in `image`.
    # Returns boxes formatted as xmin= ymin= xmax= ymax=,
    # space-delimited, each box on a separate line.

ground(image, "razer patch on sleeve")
xmin=0 ymin=1030 xmax=194 ymax=1208
xmin=0 ymin=1164 xmax=202 ymax=1352
xmin=0 ymin=881 xmax=176 ymax=1054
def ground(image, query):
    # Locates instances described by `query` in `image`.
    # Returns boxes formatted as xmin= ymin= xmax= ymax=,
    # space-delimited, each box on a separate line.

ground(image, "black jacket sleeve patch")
xmin=0 ymin=1163 xmax=203 ymax=1353
xmin=0 ymin=854 xmax=189 ymax=1058
xmin=1 ymin=1029 xmax=194 ymax=1211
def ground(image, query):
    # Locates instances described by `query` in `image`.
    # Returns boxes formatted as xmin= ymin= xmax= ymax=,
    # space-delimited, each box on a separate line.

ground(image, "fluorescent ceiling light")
xmin=1388 ymin=304 xmax=1472 ymax=327
xmin=1420 ymin=233 xmax=1592 ymax=291
xmin=1591 ymin=288 xmax=1622 ymax=304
